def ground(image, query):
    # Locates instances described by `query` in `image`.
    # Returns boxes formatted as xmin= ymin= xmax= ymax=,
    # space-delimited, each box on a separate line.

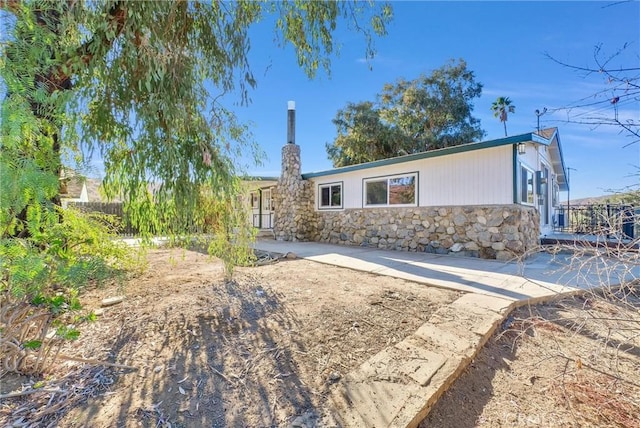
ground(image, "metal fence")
xmin=555 ymin=204 xmax=636 ymax=239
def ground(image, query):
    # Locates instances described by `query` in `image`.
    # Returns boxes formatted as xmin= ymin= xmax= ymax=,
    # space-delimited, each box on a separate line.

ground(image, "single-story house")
xmin=258 ymin=104 xmax=568 ymax=260
xmin=60 ymin=177 xmax=89 ymax=208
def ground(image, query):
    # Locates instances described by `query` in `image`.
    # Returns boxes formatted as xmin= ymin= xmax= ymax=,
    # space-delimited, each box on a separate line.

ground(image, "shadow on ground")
xmin=420 ymin=289 xmax=640 ymax=427
xmin=73 ymin=276 xmax=323 ymax=427
xmin=418 ymin=316 xmax=517 ymax=428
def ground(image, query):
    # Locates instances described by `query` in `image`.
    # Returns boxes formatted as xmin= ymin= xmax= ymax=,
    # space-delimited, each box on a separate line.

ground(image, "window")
xmin=319 ymin=182 xmax=342 ymax=209
xmin=520 ymin=165 xmax=534 ymax=204
xmin=366 ymin=180 xmax=387 ymax=205
xmin=250 ymin=192 xmax=259 ymax=209
xmin=263 ymin=189 xmax=272 ymax=211
xmin=364 ymin=173 xmax=417 ymax=207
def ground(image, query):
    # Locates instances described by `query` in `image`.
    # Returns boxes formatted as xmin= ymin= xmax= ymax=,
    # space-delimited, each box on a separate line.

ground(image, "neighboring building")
xmin=59 ymin=168 xmax=108 ymax=207
xmin=60 ymin=168 xmax=89 ymax=208
xmin=266 ymin=103 xmax=569 ymax=260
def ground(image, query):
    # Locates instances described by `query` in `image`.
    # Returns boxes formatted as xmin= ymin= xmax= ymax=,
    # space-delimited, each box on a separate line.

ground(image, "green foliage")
xmin=0 ymin=205 xmax=133 ymax=363
xmin=55 ymin=325 xmax=80 ymax=341
xmin=23 ymin=340 xmax=43 ymax=350
xmin=0 ymin=207 xmax=134 ymax=299
xmin=491 ymin=96 xmax=516 ymax=137
xmin=2 ymin=1 xmax=393 ymax=374
xmin=204 ymin=180 xmax=258 ymax=278
xmin=327 ymin=101 xmax=409 ymax=166
xmin=2 ymin=0 xmax=391 ymax=271
xmin=379 ymin=59 xmax=485 ymax=149
xmin=615 ymin=191 xmax=640 ymax=205
xmin=586 ymin=190 xmax=640 ymax=206
xmin=326 ymin=59 xmax=485 ymax=167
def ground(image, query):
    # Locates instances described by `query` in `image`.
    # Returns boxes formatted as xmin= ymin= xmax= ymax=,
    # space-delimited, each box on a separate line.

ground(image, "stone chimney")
xmin=287 ymin=100 xmax=295 ymax=145
xmin=273 ymin=101 xmax=315 ymax=241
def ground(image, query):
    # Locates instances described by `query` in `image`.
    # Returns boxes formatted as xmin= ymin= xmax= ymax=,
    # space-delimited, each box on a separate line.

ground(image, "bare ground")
xmin=1 ymin=248 xmax=457 ymax=427
xmin=422 ymin=291 xmax=640 ymax=427
xmin=2 ymin=248 xmax=639 ymax=427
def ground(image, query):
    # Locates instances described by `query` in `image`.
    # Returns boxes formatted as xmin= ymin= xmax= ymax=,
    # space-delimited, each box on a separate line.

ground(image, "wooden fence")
xmin=68 ymin=202 xmax=137 ymax=236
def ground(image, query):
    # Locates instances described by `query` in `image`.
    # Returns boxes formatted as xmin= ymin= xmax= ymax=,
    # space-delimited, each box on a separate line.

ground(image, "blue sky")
xmin=228 ymin=0 xmax=639 ymax=201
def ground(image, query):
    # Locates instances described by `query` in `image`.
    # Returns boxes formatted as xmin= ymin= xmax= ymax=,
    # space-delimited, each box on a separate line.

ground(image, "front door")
xmin=261 ymin=189 xmax=273 ymax=228
xmin=539 ymin=165 xmax=551 ymax=233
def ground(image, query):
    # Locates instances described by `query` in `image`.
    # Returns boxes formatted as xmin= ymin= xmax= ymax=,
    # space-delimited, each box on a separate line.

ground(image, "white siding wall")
xmin=311 ymin=145 xmax=514 ymax=210
xmin=421 ymin=146 xmax=513 ymax=205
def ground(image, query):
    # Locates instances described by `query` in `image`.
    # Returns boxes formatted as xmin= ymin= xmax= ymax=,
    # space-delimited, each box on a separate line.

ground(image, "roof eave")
xmin=548 ymin=131 xmax=569 ymax=191
xmin=302 ymin=132 xmax=544 ymax=179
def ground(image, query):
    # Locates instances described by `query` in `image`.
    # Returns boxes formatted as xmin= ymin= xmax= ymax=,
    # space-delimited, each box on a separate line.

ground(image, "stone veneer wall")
xmin=311 ymin=205 xmax=540 ymax=261
xmin=273 ymin=143 xmax=314 ymax=241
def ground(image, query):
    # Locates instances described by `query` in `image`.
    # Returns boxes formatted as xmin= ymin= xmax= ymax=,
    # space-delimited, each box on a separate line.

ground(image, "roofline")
xmin=302 ymin=132 xmax=550 ymax=179
xmin=241 ymin=176 xmax=279 ymax=182
xmin=554 ymin=131 xmax=569 ymax=192
xmin=537 ymin=128 xmax=568 ymax=192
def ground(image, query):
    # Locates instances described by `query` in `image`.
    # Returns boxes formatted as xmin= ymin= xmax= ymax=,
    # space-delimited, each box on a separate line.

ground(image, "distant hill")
xmin=570 ymin=191 xmax=638 ymax=206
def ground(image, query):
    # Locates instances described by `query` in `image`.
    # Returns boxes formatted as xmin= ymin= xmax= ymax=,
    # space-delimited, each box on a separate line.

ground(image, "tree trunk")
xmin=5 ymin=2 xmax=127 ymax=238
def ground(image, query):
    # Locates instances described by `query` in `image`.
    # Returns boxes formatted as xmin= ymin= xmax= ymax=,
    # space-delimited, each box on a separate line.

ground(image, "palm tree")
xmin=491 ymin=97 xmax=516 ymax=136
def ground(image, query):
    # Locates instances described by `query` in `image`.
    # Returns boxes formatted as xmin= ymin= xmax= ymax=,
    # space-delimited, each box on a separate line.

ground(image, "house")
xmin=264 ymin=103 xmax=568 ymax=261
xmin=60 ymin=168 xmax=89 ymax=208
xmin=59 ymin=168 xmax=110 ymax=208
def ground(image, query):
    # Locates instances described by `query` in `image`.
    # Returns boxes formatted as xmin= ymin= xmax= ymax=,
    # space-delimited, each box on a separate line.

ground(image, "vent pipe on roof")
xmin=287 ymin=101 xmax=295 ymax=144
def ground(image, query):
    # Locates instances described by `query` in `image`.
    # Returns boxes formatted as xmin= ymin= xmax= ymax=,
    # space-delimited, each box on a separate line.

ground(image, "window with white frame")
xmin=364 ymin=173 xmax=417 ymax=207
xmin=520 ymin=165 xmax=534 ymax=204
xmin=318 ymin=182 xmax=342 ymax=209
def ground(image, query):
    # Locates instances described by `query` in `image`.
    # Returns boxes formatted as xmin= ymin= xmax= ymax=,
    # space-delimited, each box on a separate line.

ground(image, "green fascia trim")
xmin=302 ymin=132 xmax=550 ymax=179
xmin=512 ymin=144 xmax=519 ymax=204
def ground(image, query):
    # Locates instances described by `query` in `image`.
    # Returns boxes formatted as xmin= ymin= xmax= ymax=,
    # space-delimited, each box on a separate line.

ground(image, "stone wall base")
xmin=311 ymin=205 xmax=539 ymax=261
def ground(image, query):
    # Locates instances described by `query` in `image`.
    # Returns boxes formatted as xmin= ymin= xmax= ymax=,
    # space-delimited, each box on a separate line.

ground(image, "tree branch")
xmin=544 ymin=51 xmax=640 ymax=74
xmin=48 ymin=1 xmax=128 ymax=92
xmin=0 ymin=0 xmax=20 ymax=13
xmin=75 ymin=1 xmax=128 ymax=67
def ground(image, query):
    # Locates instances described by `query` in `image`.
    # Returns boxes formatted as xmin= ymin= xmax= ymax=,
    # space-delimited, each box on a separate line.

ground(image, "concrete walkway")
xmin=253 ymin=239 xmax=638 ymax=427
xmin=254 ymin=239 xmax=633 ymax=302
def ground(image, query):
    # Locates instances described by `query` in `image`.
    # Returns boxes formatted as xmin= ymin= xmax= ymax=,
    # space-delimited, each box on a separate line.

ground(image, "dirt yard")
xmin=422 ymin=291 xmax=640 ymax=427
xmin=1 ymin=248 xmax=639 ymax=427
xmin=1 ymin=248 xmax=458 ymax=427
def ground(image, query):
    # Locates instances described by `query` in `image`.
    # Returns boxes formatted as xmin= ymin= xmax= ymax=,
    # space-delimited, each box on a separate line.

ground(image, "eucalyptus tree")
xmin=491 ymin=96 xmax=516 ymax=137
